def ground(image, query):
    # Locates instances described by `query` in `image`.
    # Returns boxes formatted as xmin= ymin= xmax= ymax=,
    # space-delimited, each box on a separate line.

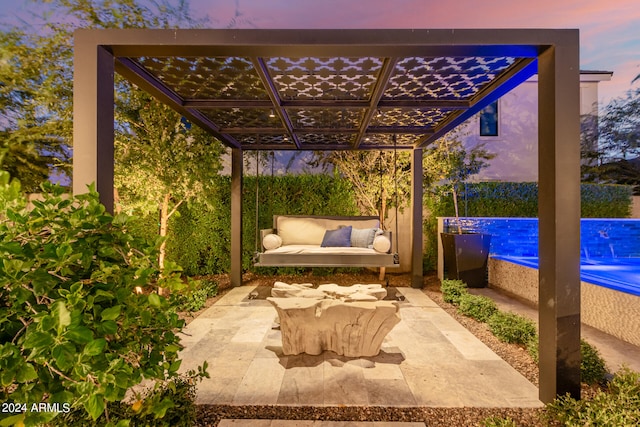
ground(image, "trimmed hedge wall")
xmin=129 ymin=178 xmax=631 ymax=276
xmin=165 ymin=174 xmax=359 ymax=276
xmin=427 ymin=182 xmax=632 ymax=219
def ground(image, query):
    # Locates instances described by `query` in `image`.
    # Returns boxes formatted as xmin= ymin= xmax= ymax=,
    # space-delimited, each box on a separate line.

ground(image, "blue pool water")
xmin=442 ymin=218 xmax=640 ymax=297
xmin=491 ymin=255 xmax=640 ymax=297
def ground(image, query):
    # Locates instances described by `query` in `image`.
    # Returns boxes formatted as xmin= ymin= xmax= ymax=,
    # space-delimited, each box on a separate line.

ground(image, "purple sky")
xmin=2 ymin=0 xmax=639 ymax=104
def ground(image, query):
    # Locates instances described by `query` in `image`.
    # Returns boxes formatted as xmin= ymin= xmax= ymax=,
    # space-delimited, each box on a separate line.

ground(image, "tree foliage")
xmin=0 ymin=25 xmax=72 ymax=191
xmin=581 ymin=88 xmax=640 ymax=190
xmin=0 ymin=171 xmax=205 ymax=426
xmin=0 ymin=0 xmax=212 ymax=184
xmin=310 ymin=150 xmax=412 ymax=223
xmin=423 ymin=130 xmax=495 ymax=232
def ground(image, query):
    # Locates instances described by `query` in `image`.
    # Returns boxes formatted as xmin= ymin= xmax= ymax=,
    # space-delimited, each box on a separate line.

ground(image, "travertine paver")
xmin=178 ymin=286 xmax=542 ymax=408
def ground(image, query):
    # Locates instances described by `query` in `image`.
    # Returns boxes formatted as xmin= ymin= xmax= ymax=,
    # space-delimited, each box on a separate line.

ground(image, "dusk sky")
xmin=1 ymin=0 xmax=639 ymax=104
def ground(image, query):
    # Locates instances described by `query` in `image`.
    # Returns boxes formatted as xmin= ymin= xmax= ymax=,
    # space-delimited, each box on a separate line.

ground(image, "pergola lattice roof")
xmin=107 ymin=29 xmax=539 ymax=150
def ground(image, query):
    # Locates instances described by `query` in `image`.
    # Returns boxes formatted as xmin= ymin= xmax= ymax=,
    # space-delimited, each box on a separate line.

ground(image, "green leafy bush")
xmin=580 ymin=339 xmax=608 ymax=385
xmin=487 ymin=311 xmax=537 ymax=345
xmin=0 ymin=172 xmax=205 ymax=426
xmin=544 ymin=368 xmax=640 ymax=426
xmin=527 ymin=338 xmax=608 ymax=386
xmin=458 ymin=293 xmax=498 ymax=322
xmin=441 ymin=279 xmax=467 ymax=305
xmin=172 ymin=278 xmax=219 ymax=312
xmin=60 ymin=370 xmax=205 ymax=426
xmin=482 ymin=416 xmax=517 ymax=427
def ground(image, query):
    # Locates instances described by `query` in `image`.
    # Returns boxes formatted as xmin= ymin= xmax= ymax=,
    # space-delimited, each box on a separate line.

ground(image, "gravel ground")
xmin=190 ymin=271 xmax=551 ymax=426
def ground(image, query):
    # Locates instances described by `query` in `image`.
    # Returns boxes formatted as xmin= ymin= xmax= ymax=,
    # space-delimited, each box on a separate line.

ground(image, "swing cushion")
xmin=262 ymin=233 xmax=283 ymax=250
xmin=321 ymin=226 xmax=352 ymax=247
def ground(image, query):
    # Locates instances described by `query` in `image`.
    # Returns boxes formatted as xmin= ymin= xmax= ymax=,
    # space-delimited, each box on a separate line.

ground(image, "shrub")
xmin=544 ymin=368 xmax=640 ymax=425
xmin=458 ymin=293 xmax=498 ymax=322
xmin=482 ymin=416 xmax=517 ymax=427
xmin=0 ymin=173 xmax=206 ymax=426
xmin=487 ymin=311 xmax=537 ymax=345
xmin=580 ymin=340 xmax=608 ymax=385
xmin=441 ymin=279 xmax=467 ymax=305
xmin=172 ymin=278 xmax=219 ymax=313
xmin=60 ymin=371 xmax=204 ymax=426
xmin=527 ymin=337 xmax=607 ymax=386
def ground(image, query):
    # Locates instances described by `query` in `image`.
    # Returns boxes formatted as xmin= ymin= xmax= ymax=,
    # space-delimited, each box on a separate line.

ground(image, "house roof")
xmin=90 ymin=28 xmax=544 ymax=151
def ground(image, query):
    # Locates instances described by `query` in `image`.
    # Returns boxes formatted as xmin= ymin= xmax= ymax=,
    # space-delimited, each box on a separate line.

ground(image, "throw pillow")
xmin=262 ymin=233 xmax=282 ymax=250
xmin=350 ymin=227 xmax=377 ymax=248
xmin=321 ymin=226 xmax=352 ymax=247
xmin=372 ymin=235 xmax=391 ymax=253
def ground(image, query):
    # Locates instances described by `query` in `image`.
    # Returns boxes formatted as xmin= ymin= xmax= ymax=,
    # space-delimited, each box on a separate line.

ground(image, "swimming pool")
xmin=492 ymin=255 xmax=640 ymax=297
xmin=441 ymin=217 xmax=640 ymax=297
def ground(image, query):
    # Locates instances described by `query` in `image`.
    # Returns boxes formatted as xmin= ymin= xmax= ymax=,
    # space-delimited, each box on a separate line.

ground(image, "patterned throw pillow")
xmin=321 ymin=226 xmax=352 ymax=247
xmin=350 ymin=227 xmax=377 ymax=248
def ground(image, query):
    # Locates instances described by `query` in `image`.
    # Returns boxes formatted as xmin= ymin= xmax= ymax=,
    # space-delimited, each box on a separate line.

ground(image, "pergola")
xmin=72 ymin=28 xmax=581 ymax=402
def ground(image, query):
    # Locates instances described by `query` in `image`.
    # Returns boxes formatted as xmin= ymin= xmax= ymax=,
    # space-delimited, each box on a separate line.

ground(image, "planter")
xmin=441 ymin=232 xmax=492 ymax=288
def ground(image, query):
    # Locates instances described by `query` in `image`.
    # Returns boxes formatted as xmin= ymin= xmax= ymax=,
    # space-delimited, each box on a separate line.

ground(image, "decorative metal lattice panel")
xmin=267 ymin=57 xmax=383 ymax=101
xmin=298 ymin=133 xmax=357 ymax=146
xmin=361 ymin=134 xmax=418 ymax=148
xmin=137 ymin=57 xmax=270 ymax=100
xmin=370 ymin=108 xmax=456 ymax=129
xmin=202 ymin=108 xmax=281 ymax=130
xmin=233 ymin=133 xmax=295 ymax=147
xmin=287 ymin=108 xmax=365 ymax=130
xmin=384 ymin=57 xmax=516 ymax=101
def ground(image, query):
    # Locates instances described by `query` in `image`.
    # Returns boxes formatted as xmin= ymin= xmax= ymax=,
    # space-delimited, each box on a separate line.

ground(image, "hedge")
xmin=165 ymin=174 xmax=359 ymax=276
xmin=129 ymin=178 xmax=631 ymax=276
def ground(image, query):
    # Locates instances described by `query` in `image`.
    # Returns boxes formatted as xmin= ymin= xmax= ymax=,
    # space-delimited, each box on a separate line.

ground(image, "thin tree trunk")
xmin=157 ymin=193 xmax=171 ymax=295
xmin=452 ymin=185 xmax=462 ymax=234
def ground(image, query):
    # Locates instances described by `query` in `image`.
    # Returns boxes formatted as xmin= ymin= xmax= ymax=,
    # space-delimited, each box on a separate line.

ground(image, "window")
xmin=479 ymin=101 xmax=498 ymax=136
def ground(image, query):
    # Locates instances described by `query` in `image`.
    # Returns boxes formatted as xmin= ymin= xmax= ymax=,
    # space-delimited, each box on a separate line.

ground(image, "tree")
xmin=1 ymin=1 xmax=225 ymax=270
xmin=114 ymin=88 xmax=225 ymax=270
xmin=1 ymin=0 xmax=210 ymax=190
xmin=423 ymin=130 xmax=495 ymax=233
xmin=0 ymin=27 xmax=73 ymax=191
xmin=310 ymin=150 xmax=412 ymax=225
xmin=598 ymin=88 xmax=640 ymax=162
xmin=581 ymin=88 xmax=640 ymax=188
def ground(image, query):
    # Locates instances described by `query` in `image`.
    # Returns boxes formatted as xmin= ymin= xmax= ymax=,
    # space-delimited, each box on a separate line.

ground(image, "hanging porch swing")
xmin=253 ymin=138 xmax=401 ymax=270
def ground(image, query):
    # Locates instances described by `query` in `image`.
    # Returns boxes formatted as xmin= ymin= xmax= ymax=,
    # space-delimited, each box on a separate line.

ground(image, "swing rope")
xmin=254 ymin=150 xmax=260 ymax=254
xmin=393 ymin=134 xmax=399 ymax=254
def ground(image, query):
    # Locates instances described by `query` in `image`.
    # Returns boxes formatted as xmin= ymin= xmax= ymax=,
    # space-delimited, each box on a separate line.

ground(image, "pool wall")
xmin=489 ymin=257 xmax=640 ymax=347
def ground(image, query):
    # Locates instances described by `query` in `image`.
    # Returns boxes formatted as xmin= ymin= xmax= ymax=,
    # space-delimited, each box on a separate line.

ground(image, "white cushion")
xmin=262 ymin=233 xmax=283 ymax=250
xmin=277 ymin=217 xmax=327 ymax=245
xmin=372 ymin=235 xmax=391 ymax=253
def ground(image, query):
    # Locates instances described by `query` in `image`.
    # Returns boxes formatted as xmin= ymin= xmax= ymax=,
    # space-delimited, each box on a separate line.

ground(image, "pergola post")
xmin=411 ymin=148 xmax=424 ymax=288
xmin=230 ymin=148 xmax=243 ymax=287
xmin=73 ymin=39 xmax=115 ymax=213
xmin=537 ymin=33 xmax=582 ymax=402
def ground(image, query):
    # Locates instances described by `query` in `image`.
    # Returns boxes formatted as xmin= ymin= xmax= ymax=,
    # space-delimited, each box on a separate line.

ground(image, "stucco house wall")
xmin=461 ymin=71 xmax=612 ymax=183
